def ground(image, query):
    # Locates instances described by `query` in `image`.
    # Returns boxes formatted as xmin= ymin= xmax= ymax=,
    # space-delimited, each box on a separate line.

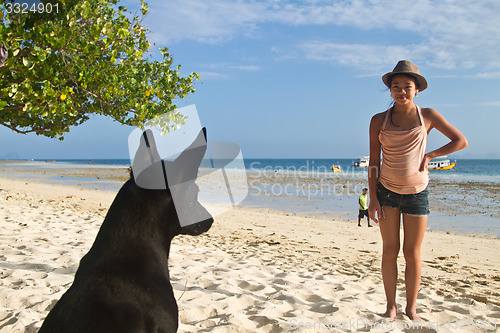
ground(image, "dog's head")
xmin=131 ymin=127 xmax=214 ymax=237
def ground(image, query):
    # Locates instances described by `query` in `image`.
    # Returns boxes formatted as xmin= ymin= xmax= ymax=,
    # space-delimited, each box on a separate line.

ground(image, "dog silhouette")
xmin=39 ymin=128 xmax=213 ymax=333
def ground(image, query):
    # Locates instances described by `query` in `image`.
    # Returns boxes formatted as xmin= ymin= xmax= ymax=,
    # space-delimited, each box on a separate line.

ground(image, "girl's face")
xmin=390 ymin=74 xmax=419 ymax=105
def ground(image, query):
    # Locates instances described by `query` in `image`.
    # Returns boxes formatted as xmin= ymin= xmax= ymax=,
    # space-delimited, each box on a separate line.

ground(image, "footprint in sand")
xmin=23 ymin=263 xmax=54 ymax=273
xmin=309 ymin=302 xmax=339 ymax=314
xmin=248 ymin=315 xmax=279 ymax=328
xmin=298 ymin=273 xmax=313 ymax=279
xmin=204 ymin=283 xmax=221 ymax=291
xmin=272 ymin=278 xmax=288 ymax=285
xmin=305 ymin=294 xmax=327 ymax=303
xmin=450 ymin=304 xmax=471 ymax=315
xmin=28 ymin=272 xmax=49 ymax=280
xmin=237 ymin=280 xmax=266 ymax=292
xmin=52 ymin=266 xmax=77 ymax=275
xmin=273 ymin=293 xmax=306 ymax=307
xmin=178 ymin=305 xmax=207 ymax=325
xmin=0 ymin=315 xmax=18 ymax=329
xmin=489 ymin=312 xmax=500 ymax=319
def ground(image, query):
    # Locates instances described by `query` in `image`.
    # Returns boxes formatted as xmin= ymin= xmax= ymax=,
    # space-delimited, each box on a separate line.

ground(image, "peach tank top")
xmin=378 ymin=106 xmax=429 ymax=194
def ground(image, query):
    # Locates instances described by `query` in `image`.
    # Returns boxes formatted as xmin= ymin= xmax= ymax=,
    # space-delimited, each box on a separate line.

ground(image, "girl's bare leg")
xmin=378 ymin=206 xmax=401 ymax=318
xmin=402 ymin=214 xmax=427 ymax=321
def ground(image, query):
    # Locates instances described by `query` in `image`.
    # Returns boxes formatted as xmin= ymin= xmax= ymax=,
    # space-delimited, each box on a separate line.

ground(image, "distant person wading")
xmin=358 ymin=188 xmax=371 ymax=227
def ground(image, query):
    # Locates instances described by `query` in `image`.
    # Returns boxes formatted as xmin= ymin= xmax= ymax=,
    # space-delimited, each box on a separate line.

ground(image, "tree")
xmin=0 ymin=0 xmax=198 ymax=139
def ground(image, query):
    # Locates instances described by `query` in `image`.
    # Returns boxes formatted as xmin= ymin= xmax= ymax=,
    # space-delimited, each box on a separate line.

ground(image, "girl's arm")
xmin=420 ymin=109 xmax=468 ymax=171
xmin=368 ymin=113 xmax=384 ymax=223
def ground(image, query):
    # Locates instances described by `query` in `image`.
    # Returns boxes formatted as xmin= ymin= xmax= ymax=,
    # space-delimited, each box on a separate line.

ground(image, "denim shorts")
xmin=376 ymin=183 xmax=430 ymax=216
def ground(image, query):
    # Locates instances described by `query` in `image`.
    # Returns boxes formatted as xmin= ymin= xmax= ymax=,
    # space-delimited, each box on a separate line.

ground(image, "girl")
xmin=367 ymin=60 xmax=468 ymax=321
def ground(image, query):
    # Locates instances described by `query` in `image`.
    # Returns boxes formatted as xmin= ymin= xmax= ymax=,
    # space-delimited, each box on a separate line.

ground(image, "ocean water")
xmin=2 ymin=158 xmax=499 ymax=237
xmin=19 ymin=158 xmax=500 ymax=182
xmin=241 ymin=159 xmax=500 ymax=237
xmin=31 ymin=159 xmax=131 ymax=167
xmin=244 ymin=158 xmax=500 ymax=182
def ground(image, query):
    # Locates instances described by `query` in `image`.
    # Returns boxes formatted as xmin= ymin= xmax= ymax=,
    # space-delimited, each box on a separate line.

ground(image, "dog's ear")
xmin=131 ymin=129 xmax=167 ymax=189
xmin=165 ymin=128 xmax=213 ymax=229
xmin=132 ymin=127 xmax=208 ymax=190
xmin=163 ymin=127 xmax=207 ymax=188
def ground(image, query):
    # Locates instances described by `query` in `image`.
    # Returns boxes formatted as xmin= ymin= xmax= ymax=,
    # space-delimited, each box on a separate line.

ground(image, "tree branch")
xmin=0 ymin=122 xmax=36 ymax=134
xmin=2 ymin=105 xmax=24 ymax=111
xmin=58 ymin=50 xmax=123 ymax=113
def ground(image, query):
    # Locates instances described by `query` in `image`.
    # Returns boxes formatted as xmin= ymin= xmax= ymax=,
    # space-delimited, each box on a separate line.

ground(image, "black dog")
xmin=39 ymin=129 xmax=213 ymax=333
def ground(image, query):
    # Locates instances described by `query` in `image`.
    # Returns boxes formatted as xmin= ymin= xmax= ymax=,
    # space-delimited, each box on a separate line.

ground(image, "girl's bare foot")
xmin=405 ymin=307 xmax=423 ymax=321
xmin=382 ymin=305 xmax=397 ymax=319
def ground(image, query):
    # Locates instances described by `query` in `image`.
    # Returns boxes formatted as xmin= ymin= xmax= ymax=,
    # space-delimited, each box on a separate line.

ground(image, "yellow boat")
xmin=428 ymin=156 xmax=456 ymax=170
xmin=332 ymin=164 xmax=341 ymax=172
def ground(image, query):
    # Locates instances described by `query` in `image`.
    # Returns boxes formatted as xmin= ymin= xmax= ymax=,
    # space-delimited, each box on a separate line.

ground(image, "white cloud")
xmin=195 ymin=63 xmax=261 ymax=80
xmin=479 ymin=101 xmax=500 ymax=107
xmin=230 ymin=65 xmax=261 ymax=71
xmin=197 ymin=71 xmax=230 ymax=80
xmin=144 ymin=0 xmax=267 ymax=44
xmin=139 ymin=0 xmax=500 ymax=71
xmin=203 ymin=63 xmax=262 ymax=71
xmin=472 ymin=72 xmax=500 ymax=79
xmin=298 ymin=42 xmax=417 ymax=70
xmin=289 ymin=0 xmax=500 ymax=71
xmin=432 ymin=104 xmax=461 ymax=108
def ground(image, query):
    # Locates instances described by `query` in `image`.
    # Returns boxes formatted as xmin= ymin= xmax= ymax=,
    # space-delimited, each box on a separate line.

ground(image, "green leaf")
xmin=0 ymin=0 xmax=198 ymax=138
xmin=22 ymin=57 xmax=32 ymax=67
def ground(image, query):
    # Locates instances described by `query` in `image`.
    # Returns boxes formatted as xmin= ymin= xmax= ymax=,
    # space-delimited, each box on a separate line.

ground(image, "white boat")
xmin=428 ymin=156 xmax=456 ymax=170
xmin=353 ymin=156 xmax=370 ymax=167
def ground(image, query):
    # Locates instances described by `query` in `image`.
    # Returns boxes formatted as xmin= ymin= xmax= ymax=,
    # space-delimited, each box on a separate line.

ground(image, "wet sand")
xmin=1 ymin=160 xmax=499 ymax=236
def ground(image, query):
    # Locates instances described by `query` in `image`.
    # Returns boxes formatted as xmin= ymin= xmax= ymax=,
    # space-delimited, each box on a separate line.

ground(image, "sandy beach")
xmin=1 ymin=175 xmax=499 ymax=332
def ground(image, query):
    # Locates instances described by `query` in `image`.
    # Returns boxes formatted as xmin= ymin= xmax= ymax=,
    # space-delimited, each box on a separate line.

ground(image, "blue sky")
xmin=2 ymin=0 xmax=500 ymax=159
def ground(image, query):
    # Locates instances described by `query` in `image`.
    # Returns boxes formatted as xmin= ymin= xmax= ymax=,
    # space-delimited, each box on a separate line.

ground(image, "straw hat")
xmin=382 ymin=60 xmax=427 ymax=91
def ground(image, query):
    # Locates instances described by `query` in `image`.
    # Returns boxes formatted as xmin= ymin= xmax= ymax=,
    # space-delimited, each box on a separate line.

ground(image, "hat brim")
xmin=382 ymin=72 xmax=427 ymax=92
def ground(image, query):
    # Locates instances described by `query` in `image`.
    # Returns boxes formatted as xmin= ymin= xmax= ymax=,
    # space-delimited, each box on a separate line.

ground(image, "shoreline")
xmin=0 ymin=177 xmax=499 ymax=332
xmin=1 ymin=160 xmax=499 ymax=238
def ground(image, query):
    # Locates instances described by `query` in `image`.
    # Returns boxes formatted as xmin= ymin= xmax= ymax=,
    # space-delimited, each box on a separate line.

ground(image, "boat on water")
xmin=428 ymin=156 xmax=456 ymax=170
xmin=352 ymin=155 xmax=456 ymax=170
xmin=332 ymin=163 xmax=341 ymax=172
xmin=353 ymin=156 xmax=369 ymax=168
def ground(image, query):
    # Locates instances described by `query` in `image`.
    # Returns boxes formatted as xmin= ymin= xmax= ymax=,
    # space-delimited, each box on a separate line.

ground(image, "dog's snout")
xmin=180 ymin=217 xmax=214 ymax=236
